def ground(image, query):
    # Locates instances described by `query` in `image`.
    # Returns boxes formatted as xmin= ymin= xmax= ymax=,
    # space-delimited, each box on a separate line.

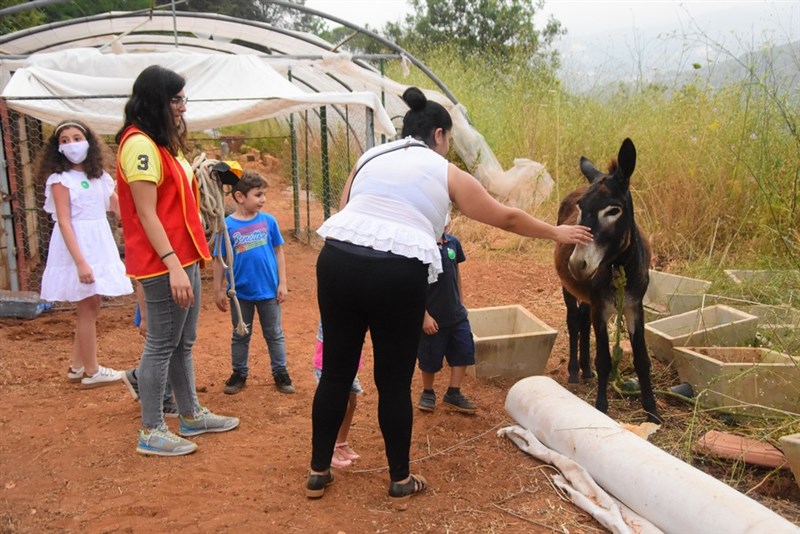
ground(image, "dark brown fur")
xmin=554 ymin=139 xmax=661 ymax=423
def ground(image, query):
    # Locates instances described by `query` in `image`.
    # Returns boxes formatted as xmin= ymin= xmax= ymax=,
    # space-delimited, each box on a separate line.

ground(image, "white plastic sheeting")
xmin=0 ymin=11 xmax=554 ymax=211
xmin=504 ymin=376 xmax=800 ymax=534
xmin=0 ymin=48 xmax=396 ymax=136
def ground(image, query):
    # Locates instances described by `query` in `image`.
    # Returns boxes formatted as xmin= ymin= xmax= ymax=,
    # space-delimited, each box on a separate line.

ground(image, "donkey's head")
xmin=568 ymin=138 xmax=637 ymax=281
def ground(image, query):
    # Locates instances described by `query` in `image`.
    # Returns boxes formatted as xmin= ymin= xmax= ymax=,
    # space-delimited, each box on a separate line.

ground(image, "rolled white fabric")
xmin=505 ymin=376 xmax=800 ymax=534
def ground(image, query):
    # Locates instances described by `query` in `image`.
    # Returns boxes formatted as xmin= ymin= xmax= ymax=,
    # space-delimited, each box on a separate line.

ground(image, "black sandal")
xmin=388 ymin=474 xmax=428 ymax=510
xmin=306 ymin=471 xmax=334 ymax=499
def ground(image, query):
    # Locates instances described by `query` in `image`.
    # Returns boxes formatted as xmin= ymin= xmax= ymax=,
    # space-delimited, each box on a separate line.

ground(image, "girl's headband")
xmin=56 ymin=122 xmax=87 ymax=134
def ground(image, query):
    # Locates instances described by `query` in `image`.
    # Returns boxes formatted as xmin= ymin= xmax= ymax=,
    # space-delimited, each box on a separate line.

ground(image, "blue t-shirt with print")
xmin=217 ymin=212 xmax=284 ymax=301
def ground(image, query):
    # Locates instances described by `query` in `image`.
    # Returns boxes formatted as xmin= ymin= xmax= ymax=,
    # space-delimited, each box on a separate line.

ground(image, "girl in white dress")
xmin=39 ymin=119 xmax=133 ymax=388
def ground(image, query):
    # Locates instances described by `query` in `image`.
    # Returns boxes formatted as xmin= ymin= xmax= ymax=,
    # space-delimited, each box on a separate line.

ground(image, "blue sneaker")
xmin=136 ymin=427 xmax=197 ymax=457
xmin=178 ymin=408 xmax=240 ymax=437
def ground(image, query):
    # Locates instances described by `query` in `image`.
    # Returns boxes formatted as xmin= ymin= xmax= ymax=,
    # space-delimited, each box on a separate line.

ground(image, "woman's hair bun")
xmin=402 ymin=87 xmax=427 ymax=112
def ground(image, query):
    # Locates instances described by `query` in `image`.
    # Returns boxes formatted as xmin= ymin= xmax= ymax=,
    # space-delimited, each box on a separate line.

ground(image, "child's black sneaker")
xmin=162 ymin=396 xmax=179 ymax=418
xmin=417 ymin=390 xmax=436 ymax=412
xmin=273 ymin=368 xmax=295 ymax=394
xmin=442 ymin=391 xmax=477 ymax=414
xmin=223 ymin=372 xmax=247 ymax=395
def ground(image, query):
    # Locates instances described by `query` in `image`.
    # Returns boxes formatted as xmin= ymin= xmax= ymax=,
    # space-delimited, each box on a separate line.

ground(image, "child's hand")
xmin=77 ymin=262 xmax=95 ymax=285
xmin=277 ymin=283 xmax=288 ymax=304
xmin=215 ymin=289 xmax=229 ymax=312
xmin=422 ymin=312 xmax=438 ymax=335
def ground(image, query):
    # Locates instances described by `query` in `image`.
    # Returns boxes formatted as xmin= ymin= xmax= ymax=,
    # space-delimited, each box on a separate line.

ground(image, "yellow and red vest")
xmin=116 ymin=126 xmax=210 ymax=278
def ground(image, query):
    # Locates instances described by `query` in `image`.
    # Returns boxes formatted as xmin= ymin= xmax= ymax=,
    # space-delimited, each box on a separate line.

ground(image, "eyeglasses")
xmin=170 ymin=96 xmax=189 ymax=105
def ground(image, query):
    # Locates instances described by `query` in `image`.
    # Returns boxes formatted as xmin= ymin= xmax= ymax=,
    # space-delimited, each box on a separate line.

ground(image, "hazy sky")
xmin=304 ymin=1 xmax=799 ymax=45
xmin=304 ymin=1 xmax=798 ymax=89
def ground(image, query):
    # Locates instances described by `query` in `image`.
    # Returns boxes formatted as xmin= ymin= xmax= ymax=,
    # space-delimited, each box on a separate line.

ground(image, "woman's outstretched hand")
xmin=554 ymin=224 xmax=593 ymax=245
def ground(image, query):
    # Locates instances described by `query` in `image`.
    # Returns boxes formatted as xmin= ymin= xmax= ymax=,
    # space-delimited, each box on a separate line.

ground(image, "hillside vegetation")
xmin=389 ymin=43 xmax=799 ymax=280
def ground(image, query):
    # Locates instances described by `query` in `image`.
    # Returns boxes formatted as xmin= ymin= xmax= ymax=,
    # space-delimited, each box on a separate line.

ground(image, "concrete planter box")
xmin=644 ymin=305 xmax=758 ymax=364
xmin=672 ymin=346 xmax=800 ymax=417
xmin=746 ymin=305 xmax=800 ymax=355
xmin=643 ymin=270 xmax=712 ymax=321
xmin=467 ymin=305 xmax=557 ymax=379
xmin=778 ymin=433 xmax=800 ymax=489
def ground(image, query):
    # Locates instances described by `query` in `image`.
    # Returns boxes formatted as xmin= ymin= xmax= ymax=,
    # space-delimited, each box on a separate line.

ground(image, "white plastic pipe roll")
xmin=505 ymin=376 xmax=800 ymax=534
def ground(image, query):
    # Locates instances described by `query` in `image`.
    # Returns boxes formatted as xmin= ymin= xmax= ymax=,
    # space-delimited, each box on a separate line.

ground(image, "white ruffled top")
xmin=317 ymin=138 xmax=451 ymax=282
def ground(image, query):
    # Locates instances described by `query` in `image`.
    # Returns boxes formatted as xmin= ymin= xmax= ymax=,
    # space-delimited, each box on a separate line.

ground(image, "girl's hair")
xmin=36 ymin=118 xmax=107 ymax=181
xmin=115 ymin=65 xmax=187 ymax=156
xmin=232 ymin=171 xmax=267 ymax=198
xmin=400 ymin=87 xmax=452 ymax=148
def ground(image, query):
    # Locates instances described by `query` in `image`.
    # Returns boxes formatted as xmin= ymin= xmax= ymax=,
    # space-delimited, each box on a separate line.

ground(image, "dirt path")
xmin=1 ymin=178 xmax=797 ymax=533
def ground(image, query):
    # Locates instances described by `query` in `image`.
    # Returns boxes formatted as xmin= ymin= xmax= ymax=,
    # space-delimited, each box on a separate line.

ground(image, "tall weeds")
xmin=387 ymin=40 xmax=799 ymax=272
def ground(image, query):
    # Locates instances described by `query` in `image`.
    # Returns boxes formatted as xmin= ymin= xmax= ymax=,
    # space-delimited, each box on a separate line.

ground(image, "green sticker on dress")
xmin=81 ymin=180 xmax=89 ymax=189
xmin=448 ymin=248 xmax=456 ymax=260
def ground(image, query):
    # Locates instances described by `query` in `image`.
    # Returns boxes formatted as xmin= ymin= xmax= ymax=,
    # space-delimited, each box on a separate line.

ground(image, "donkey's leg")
xmin=629 ymin=309 xmax=662 ymax=423
xmin=578 ymin=302 xmax=593 ymax=380
xmin=592 ymin=314 xmax=611 ymax=414
xmin=563 ymin=289 xmax=581 ymax=383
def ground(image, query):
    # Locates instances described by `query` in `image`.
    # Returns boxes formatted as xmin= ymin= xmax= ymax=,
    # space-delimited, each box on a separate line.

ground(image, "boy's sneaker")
xmin=121 ymin=368 xmax=139 ymax=401
xmin=178 ymin=407 xmax=240 ymax=437
xmin=442 ymin=391 xmax=477 ymax=414
xmin=417 ymin=390 xmax=436 ymax=412
xmin=67 ymin=366 xmax=84 ymax=383
xmin=273 ymin=368 xmax=295 ymax=394
xmin=223 ymin=372 xmax=247 ymax=395
xmin=80 ymin=366 xmax=123 ymax=389
xmin=162 ymin=396 xmax=179 ymax=418
xmin=136 ymin=426 xmax=197 ymax=457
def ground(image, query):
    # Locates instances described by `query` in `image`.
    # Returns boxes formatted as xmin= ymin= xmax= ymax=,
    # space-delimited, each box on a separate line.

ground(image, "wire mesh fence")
xmin=0 ymin=95 xmax=382 ymax=299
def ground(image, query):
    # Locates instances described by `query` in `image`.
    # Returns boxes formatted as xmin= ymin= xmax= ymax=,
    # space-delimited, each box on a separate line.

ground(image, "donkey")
xmin=554 ymin=138 xmax=661 ymax=423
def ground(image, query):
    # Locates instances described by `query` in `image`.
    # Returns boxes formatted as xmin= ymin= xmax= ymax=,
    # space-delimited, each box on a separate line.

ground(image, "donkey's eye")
xmin=605 ymin=207 xmax=621 ymax=218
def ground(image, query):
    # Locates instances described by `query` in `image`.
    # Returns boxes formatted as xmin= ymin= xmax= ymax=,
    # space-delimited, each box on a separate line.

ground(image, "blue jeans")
xmin=138 ymin=262 xmax=202 ymax=430
xmin=230 ymin=297 xmax=287 ymax=377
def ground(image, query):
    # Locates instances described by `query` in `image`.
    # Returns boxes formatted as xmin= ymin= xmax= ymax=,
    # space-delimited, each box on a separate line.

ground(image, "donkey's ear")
xmin=580 ymin=156 xmax=603 ymax=183
xmin=618 ymin=138 xmax=636 ymax=179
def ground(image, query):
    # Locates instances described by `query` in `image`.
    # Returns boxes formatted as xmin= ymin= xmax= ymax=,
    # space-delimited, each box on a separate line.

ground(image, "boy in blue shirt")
xmin=212 ymin=169 xmax=294 ymax=395
xmin=417 ymin=226 xmax=476 ymax=414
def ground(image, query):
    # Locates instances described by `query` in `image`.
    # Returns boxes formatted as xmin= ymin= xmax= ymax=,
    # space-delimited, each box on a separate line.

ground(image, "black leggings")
xmin=311 ymin=242 xmax=428 ymax=481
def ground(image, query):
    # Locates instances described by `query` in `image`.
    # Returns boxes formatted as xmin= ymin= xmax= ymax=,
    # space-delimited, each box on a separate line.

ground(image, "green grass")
xmin=225 ymin=41 xmax=798 ymax=281
xmin=385 ymin=45 xmax=799 ymax=275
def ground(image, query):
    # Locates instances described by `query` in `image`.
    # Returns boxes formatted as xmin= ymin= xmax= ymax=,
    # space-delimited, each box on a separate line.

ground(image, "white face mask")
xmin=58 ymin=140 xmax=90 ymax=164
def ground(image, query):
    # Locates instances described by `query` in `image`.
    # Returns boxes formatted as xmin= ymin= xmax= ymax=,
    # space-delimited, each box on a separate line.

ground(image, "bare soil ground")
xmin=1 ymin=171 xmax=798 ymax=533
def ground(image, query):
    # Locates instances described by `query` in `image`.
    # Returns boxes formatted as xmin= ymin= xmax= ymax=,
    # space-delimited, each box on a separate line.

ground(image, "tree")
xmin=0 ymin=0 xmax=50 ymax=35
xmin=2 ymin=0 xmax=325 ymax=36
xmin=176 ymin=0 xmax=325 ymax=34
xmin=384 ymin=0 xmax=565 ymax=68
xmin=317 ymin=24 xmax=392 ymax=55
xmin=40 ymin=0 xmax=151 ymax=23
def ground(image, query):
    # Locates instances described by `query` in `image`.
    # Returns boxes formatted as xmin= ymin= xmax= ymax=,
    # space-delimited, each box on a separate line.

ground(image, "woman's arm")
xmin=448 ymin=164 xmax=592 ymax=245
xmin=51 ymin=183 xmax=94 ymax=284
xmin=129 ymin=180 xmax=193 ymax=307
